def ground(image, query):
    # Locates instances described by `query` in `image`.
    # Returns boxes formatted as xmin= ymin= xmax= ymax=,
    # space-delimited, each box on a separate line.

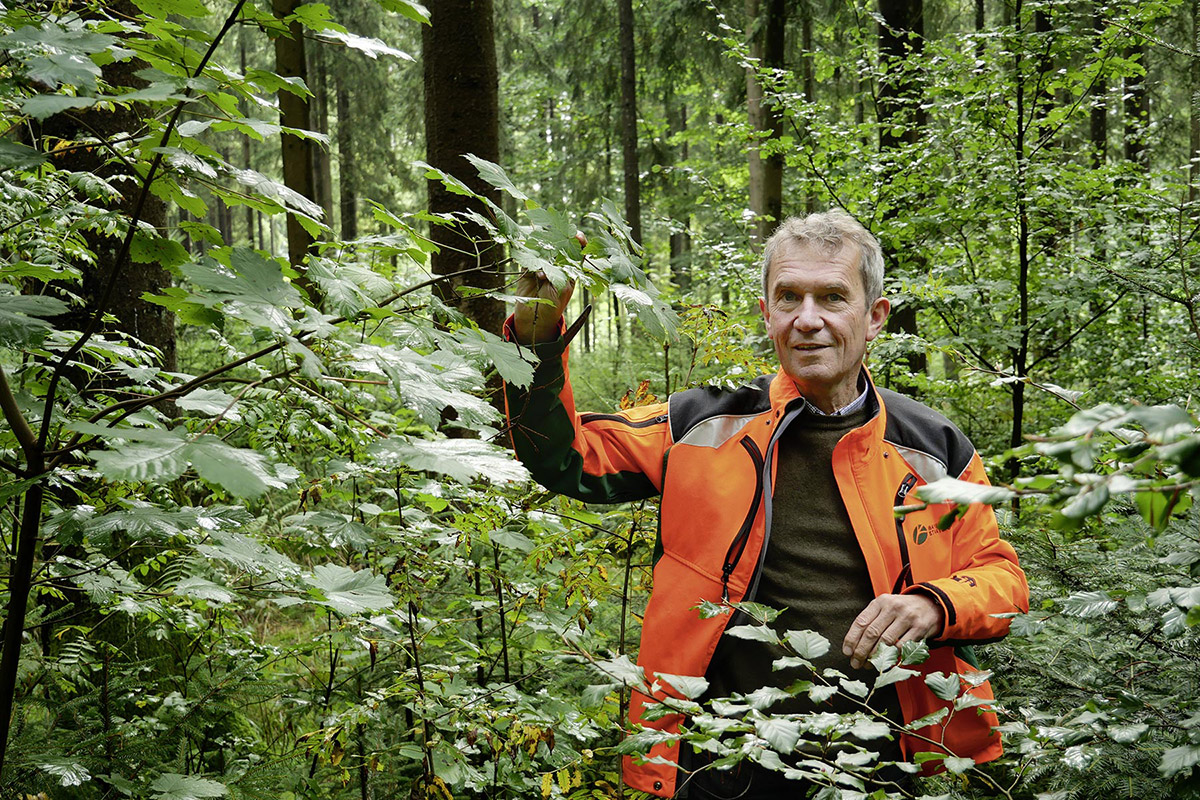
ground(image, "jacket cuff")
xmin=502 ymin=314 xmax=568 ymax=360
xmin=903 ymin=583 xmax=953 ymax=639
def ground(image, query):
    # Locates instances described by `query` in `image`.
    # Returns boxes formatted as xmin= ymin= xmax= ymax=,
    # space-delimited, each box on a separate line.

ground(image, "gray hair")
xmin=760 ymin=210 xmax=885 ymax=305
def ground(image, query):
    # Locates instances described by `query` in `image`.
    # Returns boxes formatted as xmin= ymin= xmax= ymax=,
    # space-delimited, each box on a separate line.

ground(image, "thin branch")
xmin=1028 ymin=290 xmax=1128 ymax=370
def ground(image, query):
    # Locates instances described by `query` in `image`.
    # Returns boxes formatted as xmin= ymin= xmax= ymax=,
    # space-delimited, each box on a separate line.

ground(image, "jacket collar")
xmin=767 ymin=366 xmax=889 ymax=452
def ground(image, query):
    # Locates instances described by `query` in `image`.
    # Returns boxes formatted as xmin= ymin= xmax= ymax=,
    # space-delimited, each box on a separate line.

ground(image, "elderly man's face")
xmin=759 ymin=241 xmax=890 ymax=413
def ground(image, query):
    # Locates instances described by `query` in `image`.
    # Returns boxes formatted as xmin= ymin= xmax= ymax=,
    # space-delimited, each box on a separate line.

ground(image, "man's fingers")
xmin=842 ymin=594 xmax=943 ymax=669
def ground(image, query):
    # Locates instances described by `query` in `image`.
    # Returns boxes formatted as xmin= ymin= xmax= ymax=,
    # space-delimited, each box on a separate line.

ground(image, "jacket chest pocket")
xmin=892 ymin=472 xmax=953 ymax=590
xmin=659 ymin=436 xmax=765 ymax=585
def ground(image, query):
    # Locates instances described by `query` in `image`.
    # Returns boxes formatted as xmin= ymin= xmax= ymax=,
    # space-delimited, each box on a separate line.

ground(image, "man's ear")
xmin=865 ymin=297 xmax=890 ymax=341
xmin=759 ymin=297 xmax=769 ymax=325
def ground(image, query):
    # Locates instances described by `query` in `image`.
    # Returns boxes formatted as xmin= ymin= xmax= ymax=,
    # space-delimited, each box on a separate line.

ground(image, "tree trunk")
xmin=801 ymin=0 xmax=817 ymax=214
xmin=1090 ymin=3 xmax=1107 ymax=169
xmin=422 ymin=0 xmax=504 ymax=336
xmin=337 ymin=73 xmax=359 ymax=241
xmin=618 ymin=0 xmax=642 ymax=244
xmin=746 ymin=0 xmax=786 ymax=244
xmin=1191 ymin=0 xmax=1199 ymax=206
xmin=1123 ymin=42 xmax=1148 ymax=166
xmin=878 ymin=0 xmax=927 ymax=378
xmin=310 ymin=40 xmax=335 ymax=226
xmin=273 ymin=0 xmax=317 ymax=272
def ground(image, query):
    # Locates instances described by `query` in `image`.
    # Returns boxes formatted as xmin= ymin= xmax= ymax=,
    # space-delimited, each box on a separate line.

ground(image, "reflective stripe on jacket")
xmin=504 ymin=324 xmax=1030 ymax=798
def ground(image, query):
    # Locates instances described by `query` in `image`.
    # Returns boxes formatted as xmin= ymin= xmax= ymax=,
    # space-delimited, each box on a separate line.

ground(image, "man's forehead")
xmin=767 ymin=240 xmax=863 ymax=288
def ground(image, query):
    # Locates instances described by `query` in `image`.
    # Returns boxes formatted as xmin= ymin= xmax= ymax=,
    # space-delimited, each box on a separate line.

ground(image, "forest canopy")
xmin=1 ymin=0 xmax=1200 ymax=798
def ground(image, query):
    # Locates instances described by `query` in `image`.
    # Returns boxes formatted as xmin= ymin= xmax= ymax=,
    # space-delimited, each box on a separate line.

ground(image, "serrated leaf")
xmin=188 ymin=435 xmax=297 ymax=497
xmin=0 ymin=291 xmax=69 ymax=346
xmin=914 ymin=477 xmax=1015 ymax=506
xmin=582 ymin=682 xmax=620 ymax=707
xmin=755 ymin=716 xmax=800 ymax=752
xmin=848 ymin=718 xmax=891 ymax=740
xmin=466 ymin=154 xmax=528 ymax=201
xmin=369 ymin=437 xmax=528 ymax=485
xmin=93 ymin=434 xmax=190 ymax=484
xmin=924 ymin=672 xmax=961 ymax=702
xmin=131 ymin=0 xmax=210 ymax=17
xmin=21 ymin=94 xmax=98 ymax=119
xmin=194 ymin=531 xmax=299 ymax=577
xmin=176 ymin=388 xmax=239 ymax=419
xmin=447 ymin=327 xmax=536 ymax=388
xmin=306 ymin=564 xmax=394 ymax=615
xmin=173 ymin=576 xmax=235 ymax=604
xmin=130 ymin=230 xmax=190 ymax=268
xmin=1058 ymin=591 xmax=1118 ymax=618
xmin=1108 ymin=723 xmax=1149 ymax=743
xmin=784 ymin=629 xmax=830 ymax=659
xmin=37 ymin=757 xmax=91 ymax=787
xmin=0 ymin=140 xmax=48 ymax=170
xmin=744 ymin=685 xmax=792 ymax=710
xmin=725 ymin=624 xmax=780 ymax=643
xmin=149 ymin=773 xmax=227 ymax=800
xmin=319 ymin=29 xmax=412 ymax=59
xmin=874 ymin=666 xmax=920 ymax=689
xmin=1160 ymin=744 xmax=1200 ymax=777
xmin=944 ymin=756 xmax=974 ymax=774
xmin=656 ymin=673 xmax=709 ymax=700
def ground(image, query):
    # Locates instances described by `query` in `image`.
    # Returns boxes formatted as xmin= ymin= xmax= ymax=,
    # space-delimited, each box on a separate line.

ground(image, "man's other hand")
xmin=512 ymin=232 xmax=585 ymax=344
xmin=842 ymin=593 xmax=944 ymax=669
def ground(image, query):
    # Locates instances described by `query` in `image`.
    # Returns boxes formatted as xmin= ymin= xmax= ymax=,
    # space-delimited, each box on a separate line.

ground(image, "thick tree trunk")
xmin=422 ymin=0 xmax=504 ymax=334
xmin=878 ymin=0 xmax=927 ymax=378
xmin=41 ymin=1 xmax=174 ymax=375
xmin=746 ymin=0 xmax=786 ymax=244
xmin=618 ymin=0 xmax=642 ymax=244
xmin=273 ymin=0 xmax=317 ymax=270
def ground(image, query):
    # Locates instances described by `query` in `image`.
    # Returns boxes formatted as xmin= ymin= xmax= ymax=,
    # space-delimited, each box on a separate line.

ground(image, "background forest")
xmin=2 ymin=0 xmax=1200 ymax=798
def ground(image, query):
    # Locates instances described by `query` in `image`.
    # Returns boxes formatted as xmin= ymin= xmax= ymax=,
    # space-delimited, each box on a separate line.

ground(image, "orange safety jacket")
xmin=504 ymin=323 xmax=1029 ymax=798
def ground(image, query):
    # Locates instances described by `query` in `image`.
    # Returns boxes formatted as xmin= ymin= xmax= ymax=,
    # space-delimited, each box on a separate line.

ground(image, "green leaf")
xmin=1159 ymin=744 xmax=1200 ymax=778
xmin=447 ymin=327 xmax=536 ymax=388
xmin=847 ymin=718 xmax=891 ymax=740
xmin=0 ymin=140 xmax=48 ymax=170
xmin=755 ymin=716 xmax=800 ymax=753
xmin=1058 ymin=591 xmax=1119 ymax=618
xmin=131 ymin=0 xmax=210 ymax=16
xmin=375 ymin=0 xmax=431 ymax=24
xmin=944 ymin=756 xmax=975 ymax=774
xmin=874 ymin=666 xmax=920 ymax=690
xmin=130 ymin=230 xmax=190 ymax=268
xmin=1108 ymin=723 xmax=1149 ymax=743
xmin=725 ymin=624 xmax=780 ymax=644
xmin=839 ymin=678 xmax=869 ymax=698
xmin=1060 ymin=484 xmax=1110 ymax=519
xmin=149 ymin=773 xmax=227 ymax=800
xmin=93 ymin=433 xmax=191 ymax=484
xmin=305 ymin=564 xmax=394 ymax=615
xmin=783 ymin=629 xmax=830 ymax=659
xmin=466 ymin=154 xmax=528 ymax=201
xmin=368 ymin=437 xmax=529 ymax=485
xmin=744 ymin=685 xmax=792 ymax=710
xmin=188 ymin=436 xmax=297 ymax=497
xmin=36 ymin=757 xmax=92 ymax=787
xmin=656 ymin=673 xmax=709 ymax=700
xmin=21 ymin=94 xmax=98 ymax=119
xmin=914 ymin=477 xmax=1015 ymax=507
xmin=175 ymin=388 xmax=239 ymax=419
xmin=0 ymin=291 xmax=68 ymax=346
xmin=320 ymin=29 xmax=412 ymax=60
xmin=173 ymin=576 xmax=235 ymax=604
xmin=731 ymin=601 xmax=784 ymax=623
xmin=899 ymin=640 xmax=930 ymax=665
xmin=924 ymin=672 xmax=961 ymax=702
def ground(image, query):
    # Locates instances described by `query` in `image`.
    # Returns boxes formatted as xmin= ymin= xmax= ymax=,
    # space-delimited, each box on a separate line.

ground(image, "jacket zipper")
xmin=891 ymin=473 xmax=918 ymax=593
xmin=720 ymin=436 xmax=765 ymax=601
xmin=579 ymin=412 xmax=668 ymax=428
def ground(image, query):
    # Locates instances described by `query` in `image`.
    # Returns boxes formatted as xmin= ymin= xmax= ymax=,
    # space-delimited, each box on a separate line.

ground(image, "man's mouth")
xmin=793 ymin=343 xmax=828 ymax=350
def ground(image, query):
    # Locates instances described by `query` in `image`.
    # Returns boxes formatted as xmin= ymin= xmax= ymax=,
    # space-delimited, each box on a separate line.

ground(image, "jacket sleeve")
xmin=502 ymin=316 xmax=670 ymax=504
xmin=905 ymin=451 xmax=1030 ymax=643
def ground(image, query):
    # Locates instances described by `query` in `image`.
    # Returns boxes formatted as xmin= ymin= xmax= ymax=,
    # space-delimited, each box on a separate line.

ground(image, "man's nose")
xmin=792 ymin=298 xmax=823 ymax=330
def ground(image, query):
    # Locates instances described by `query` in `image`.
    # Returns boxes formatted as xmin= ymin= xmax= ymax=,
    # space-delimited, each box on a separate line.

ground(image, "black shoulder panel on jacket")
xmin=879 ymin=388 xmax=976 ymax=479
xmin=668 ymin=374 xmax=774 ymax=443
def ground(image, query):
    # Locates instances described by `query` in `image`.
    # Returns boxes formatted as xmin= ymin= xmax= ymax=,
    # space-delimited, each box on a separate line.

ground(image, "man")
xmin=503 ymin=211 xmax=1028 ymax=798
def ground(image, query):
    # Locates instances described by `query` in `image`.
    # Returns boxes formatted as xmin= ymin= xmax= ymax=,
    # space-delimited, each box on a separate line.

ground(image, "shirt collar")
xmin=799 ymin=370 xmax=869 ymax=417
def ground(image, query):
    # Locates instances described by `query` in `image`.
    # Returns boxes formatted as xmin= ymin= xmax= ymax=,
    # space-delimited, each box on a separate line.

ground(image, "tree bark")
xmin=422 ymin=0 xmax=504 ymax=335
xmin=337 ymin=72 xmax=359 ymax=241
xmin=878 ymin=0 xmax=927 ymax=378
xmin=1191 ymin=0 xmax=1199 ymax=205
xmin=310 ymin=41 xmax=335 ymax=226
xmin=618 ymin=0 xmax=642 ymax=244
xmin=746 ymin=0 xmax=786 ymax=244
xmin=273 ymin=0 xmax=318 ymax=271
xmin=1123 ymin=42 xmax=1148 ymax=166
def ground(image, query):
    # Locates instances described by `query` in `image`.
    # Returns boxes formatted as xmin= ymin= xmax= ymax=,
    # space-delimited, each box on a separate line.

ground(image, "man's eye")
xmin=780 ymin=291 xmax=797 ymax=302
xmin=827 ymin=293 xmax=843 ymax=303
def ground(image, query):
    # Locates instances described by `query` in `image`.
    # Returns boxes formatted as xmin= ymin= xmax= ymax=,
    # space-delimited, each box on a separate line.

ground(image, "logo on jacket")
xmin=912 ymin=523 xmax=936 ymax=545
